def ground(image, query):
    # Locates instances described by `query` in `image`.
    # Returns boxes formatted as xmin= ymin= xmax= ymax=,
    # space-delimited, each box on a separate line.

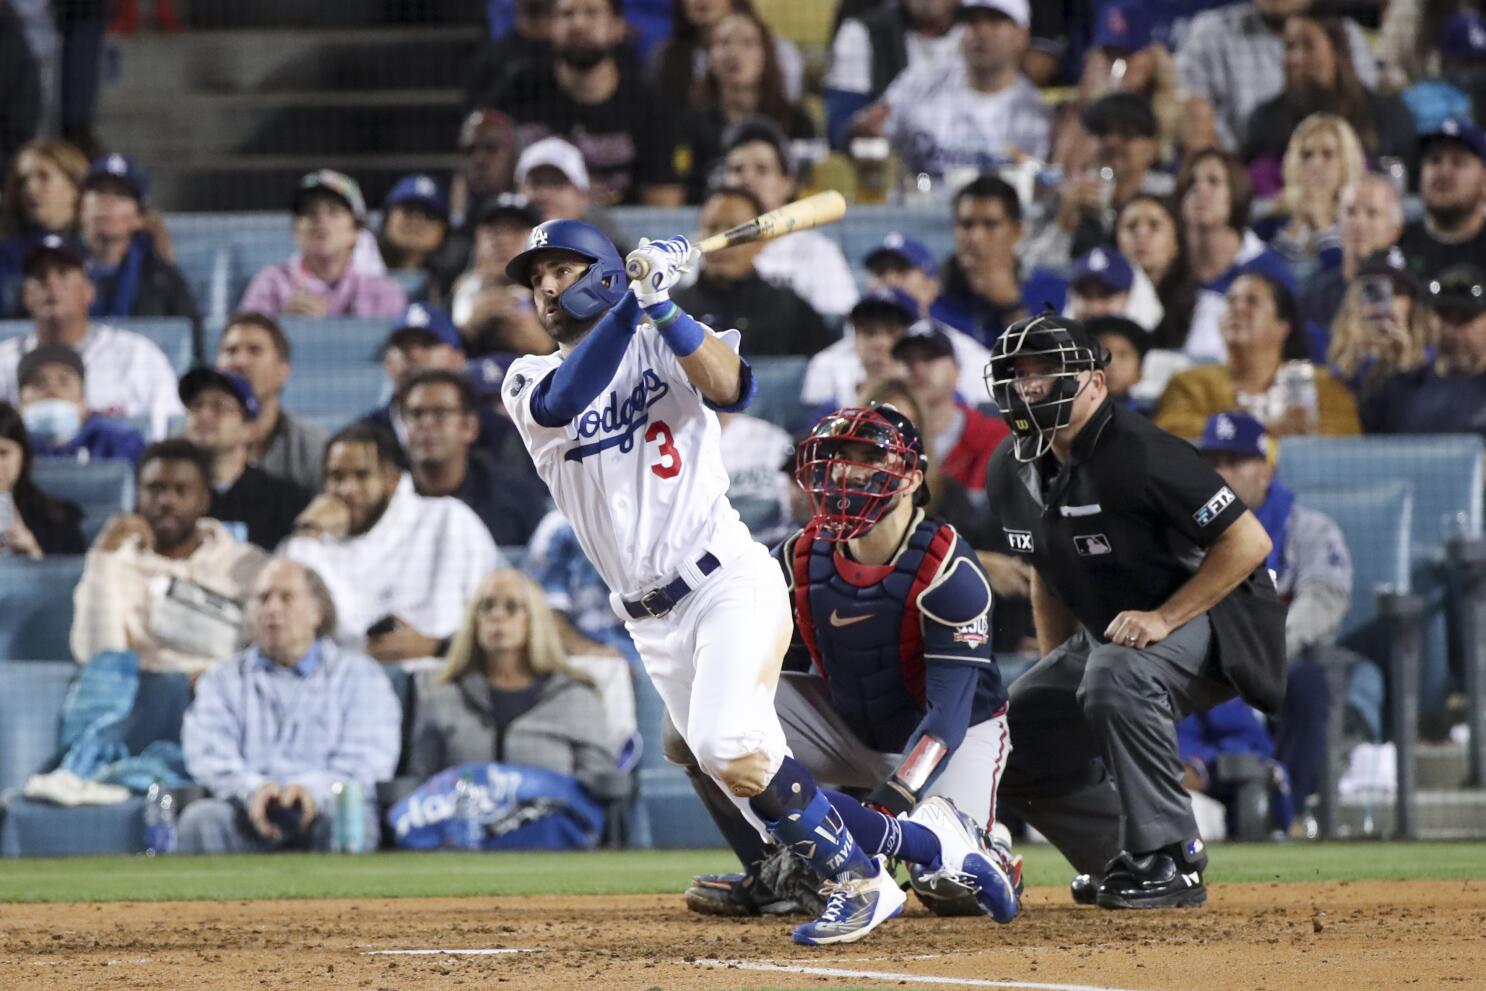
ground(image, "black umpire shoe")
xmin=1094 ymin=850 xmax=1207 ymax=909
xmin=684 ymin=872 xmax=803 ymax=917
xmin=1069 ymin=873 xmax=1098 ymax=905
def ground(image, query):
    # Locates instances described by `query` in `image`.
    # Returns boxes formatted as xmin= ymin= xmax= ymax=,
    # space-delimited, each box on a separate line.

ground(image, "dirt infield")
xmin=2 ymin=880 xmax=1483 ymax=991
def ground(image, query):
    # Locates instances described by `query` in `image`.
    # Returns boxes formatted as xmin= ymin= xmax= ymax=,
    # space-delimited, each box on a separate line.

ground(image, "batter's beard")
xmin=538 ymin=306 xmax=600 ymax=347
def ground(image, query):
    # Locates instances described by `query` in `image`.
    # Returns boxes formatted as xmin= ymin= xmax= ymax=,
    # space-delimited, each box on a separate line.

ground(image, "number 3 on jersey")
xmin=646 ymin=420 xmax=683 ymax=478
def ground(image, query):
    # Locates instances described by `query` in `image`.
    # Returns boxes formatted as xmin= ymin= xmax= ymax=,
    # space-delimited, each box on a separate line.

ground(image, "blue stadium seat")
xmin=33 ymin=458 xmax=135 ymax=544
xmin=0 ymin=557 xmax=85 ymax=662
xmin=0 ymin=317 xmax=193 ymax=374
xmin=1291 ymin=482 xmax=1413 ymax=645
xmin=748 ymin=355 xmax=811 ymax=435
xmin=628 ymin=668 xmax=722 ymax=849
xmin=171 ymin=241 xmax=231 ymax=331
xmin=227 ymin=230 xmax=298 ymax=310
xmin=282 ymin=361 xmax=386 ymax=426
xmin=1278 ymin=436 xmax=1483 ymax=715
xmin=0 ymin=661 xmax=72 ymax=792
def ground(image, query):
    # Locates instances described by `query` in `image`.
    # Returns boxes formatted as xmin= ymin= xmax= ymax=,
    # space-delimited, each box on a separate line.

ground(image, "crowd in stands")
xmin=4 ymin=0 xmax=1486 ymax=851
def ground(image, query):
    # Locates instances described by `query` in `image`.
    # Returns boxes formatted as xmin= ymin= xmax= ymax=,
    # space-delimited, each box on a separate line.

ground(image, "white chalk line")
xmin=694 ymin=958 xmax=1150 ymax=991
xmin=362 ymin=948 xmax=540 ymax=956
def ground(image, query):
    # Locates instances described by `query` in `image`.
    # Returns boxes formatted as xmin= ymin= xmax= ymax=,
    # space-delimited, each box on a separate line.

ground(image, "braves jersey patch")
xmin=1074 ymin=533 xmax=1112 ymax=556
xmin=1193 ymin=486 xmax=1236 ymax=527
xmin=1004 ymin=528 xmax=1033 ymax=552
xmin=952 ymin=615 xmax=989 ymax=647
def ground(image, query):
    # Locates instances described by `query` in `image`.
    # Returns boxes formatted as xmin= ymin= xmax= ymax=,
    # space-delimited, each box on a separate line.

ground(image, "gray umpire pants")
xmin=997 ymin=615 xmax=1234 ymax=877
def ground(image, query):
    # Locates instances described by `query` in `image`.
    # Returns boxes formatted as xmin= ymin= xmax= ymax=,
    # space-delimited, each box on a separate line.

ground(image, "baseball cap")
xmin=1085 ymin=314 xmax=1150 ymax=359
xmin=957 ymin=0 xmax=1029 ymax=28
xmin=22 ymin=235 xmax=85 ymax=279
xmin=1070 ymin=247 xmax=1135 ymax=296
xmin=515 ymin=137 xmax=590 ymax=192
xmin=1081 ymin=92 xmax=1158 ymax=139
xmin=1356 ymin=246 xmax=1421 ymax=297
xmin=385 ymin=302 xmax=463 ymax=353
xmin=16 ymin=343 xmax=85 ymax=388
xmin=892 ymin=327 xmax=957 ymax=363
xmin=851 ymin=287 xmax=919 ymax=326
xmin=293 ymin=169 xmax=368 ymax=224
xmin=385 ymin=173 xmax=448 ymax=220
xmin=1440 ymin=12 xmax=1486 ymax=60
xmin=1091 ymin=1 xmax=1152 ymax=52
xmin=1198 ymin=410 xmax=1269 ymax=460
xmin=1419 ymin=117 xmax=1486 ymax=163
xmin=1427 ymin=264 xmax=1486 ymax=318
xmin=863 ymin=232 xmax=938 ymax=276
xmin=179 ymin=367 xmax=260 ymax=421
xmin=82 ymin=153 xmax=149 ymax=206
xmin=477 ymin=192 xmax=541 ymax=229
xmin=458 ymin=107 xmax=517 ymax=151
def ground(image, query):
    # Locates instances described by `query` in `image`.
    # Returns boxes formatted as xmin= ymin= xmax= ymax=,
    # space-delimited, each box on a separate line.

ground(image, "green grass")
xmin=3 ymin=842 xmax=1485 ymax=904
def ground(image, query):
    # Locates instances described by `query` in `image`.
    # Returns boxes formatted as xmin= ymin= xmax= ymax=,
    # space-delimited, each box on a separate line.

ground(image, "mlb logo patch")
xmin=1193 ymin=486 xmax=1237 ymax=527
xmin=1074 ymin=533 xmax=1112 ymax=556
xmin=506 ymin=372 xmax=527 ymax=398
xmin=953 ymin=615 xmax=989 ymax=648
xmin=1004 ymin=529 xmax=1034 ymax=553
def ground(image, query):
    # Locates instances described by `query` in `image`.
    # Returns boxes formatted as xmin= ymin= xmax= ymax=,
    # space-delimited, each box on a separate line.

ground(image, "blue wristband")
xmin=645 ymin=301 xmax=705 ymax=357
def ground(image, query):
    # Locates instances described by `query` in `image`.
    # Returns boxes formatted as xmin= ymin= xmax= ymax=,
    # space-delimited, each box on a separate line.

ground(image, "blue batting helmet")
xmin=504 ymin=219 xmax=627 ymax=321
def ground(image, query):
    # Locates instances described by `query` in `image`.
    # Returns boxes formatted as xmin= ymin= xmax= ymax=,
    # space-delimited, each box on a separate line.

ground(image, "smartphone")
xmin=365 ymin=614 xmax=398 ymax=638
xmin=1359 ymin=276 xmax=1393 ymax=319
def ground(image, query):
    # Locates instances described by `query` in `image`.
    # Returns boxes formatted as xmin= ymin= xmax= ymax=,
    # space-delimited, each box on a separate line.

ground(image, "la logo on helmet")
xmin=530 ymin=228 xmax=549 ymax=248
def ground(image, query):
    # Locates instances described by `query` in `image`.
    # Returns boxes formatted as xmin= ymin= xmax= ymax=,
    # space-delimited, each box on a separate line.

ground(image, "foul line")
xmin=694 ymin=959 xmax=1149 ymax=991
xmin=363 ymin=948 xmax=540 ymax=956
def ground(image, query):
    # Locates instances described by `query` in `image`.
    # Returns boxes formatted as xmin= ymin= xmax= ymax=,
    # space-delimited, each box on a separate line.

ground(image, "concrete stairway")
xmin=96 ymin=2 xmax=483 ymax=210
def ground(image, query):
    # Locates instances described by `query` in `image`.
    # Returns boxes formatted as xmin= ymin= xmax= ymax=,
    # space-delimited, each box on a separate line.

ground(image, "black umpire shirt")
xmin=985 ymin=398 xmax=1287 ymax=713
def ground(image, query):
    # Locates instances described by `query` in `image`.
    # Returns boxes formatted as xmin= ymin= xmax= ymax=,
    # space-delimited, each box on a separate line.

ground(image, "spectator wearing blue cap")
xmin=239 ymin=170 xmax=407 ymax=319
xmin=180 ymin=367 xmax=313 ymax=552
xmin=450 ymin=195 xmax=553 ymax=358
xmin=0 ymin=139 xmax=88 ymax=319
xmin=77 ymin=154 xmax=201 ymax=351
xmin=1398 ymin=119 xmax=1486 ymax=282
xmin=802 ymin=287 xmax=917 ymax=412
xmin=1196 ymin=409 xmax=1356 ymax=814
xmin=720 ymin=120 xmax=858 ymax=319
xmin=930 ymin=175 xmax=1067 ymax=349
xmin=1174 ymin=0 xmax=1377 ymax=152
xmin=1064 ymin=246 xmax=1165 ymax=333
xmin=1241 ymin=14 xmax=1416 ymax=185
xmin=15 ymin=342 xmax=145 ymax=464
xmin=378 ymin=174 xmax=450 ymax=284
xmin=1379 ymin=1 xmax=1482 ymax=92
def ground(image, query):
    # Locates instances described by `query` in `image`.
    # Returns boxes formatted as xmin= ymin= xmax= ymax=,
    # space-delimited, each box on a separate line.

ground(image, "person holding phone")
xmin=1327 ymin=248 xmax=1431 ymax=403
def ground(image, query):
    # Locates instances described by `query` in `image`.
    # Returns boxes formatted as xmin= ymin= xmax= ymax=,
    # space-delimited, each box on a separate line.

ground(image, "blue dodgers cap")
xmin=384 ymin=173 xmax=449 ymax=220
xmin=1198 ymin=410 xmax=1268 ymax=459
xmin=1091 ymin=1 xmax=1152 ymax=52
xmin=179 ymin=367 xmax=260 ymax=421
xmin=863 ymin=232 xmax=938 ymax=276
xmin=851 ymin=286 xmax=920 ymax=324
xmin=1419 ymin=117 xmax=1486 ymax=163
xmin=1070 ymin=247 xmax=1135 ymax=295
xmin=387 ymin=302 xmax=462 ymax=352
xmin=1441 ymin=11 xmax=1486 ymax=60
xmin=83 ymin=153 xmax=149 ymax=206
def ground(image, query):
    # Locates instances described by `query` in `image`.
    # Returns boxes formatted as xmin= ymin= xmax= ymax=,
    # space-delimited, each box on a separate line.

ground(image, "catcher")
xmin=668 ymin=404 xmax=1020 ymax=919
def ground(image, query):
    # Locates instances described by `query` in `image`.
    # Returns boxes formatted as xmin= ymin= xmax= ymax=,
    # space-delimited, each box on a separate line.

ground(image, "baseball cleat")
xmin=989 ymin=821 xmax=1024 ymax=900
xmin=905 ymin=797 xmax=1018 ymax=923
xmin=1094 ymin=851 xmax=1207 ymax=909
xmin=791 ymin=856 xmax=906 ymax=946
xmin=1070 ymin=873 xmax=1098 ymax=905
xmin=684 ymin=872 xmax=802 ymax=917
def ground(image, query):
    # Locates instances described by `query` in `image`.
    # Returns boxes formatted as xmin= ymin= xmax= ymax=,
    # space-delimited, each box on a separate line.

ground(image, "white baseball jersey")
xmin=506 ymin=324 xmax=756 ymax=600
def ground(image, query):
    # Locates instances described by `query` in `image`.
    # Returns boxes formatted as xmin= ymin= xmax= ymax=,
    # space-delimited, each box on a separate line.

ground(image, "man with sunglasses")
xmin=676 ymin=403 xmax=1019 ymax=922
xmin=983 ymin=313 xmax=1283 ymax=909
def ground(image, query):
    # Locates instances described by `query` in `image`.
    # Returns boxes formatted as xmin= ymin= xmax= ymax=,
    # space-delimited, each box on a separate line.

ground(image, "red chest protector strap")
xmin=791 ymin=522 xmax=827 ymax=681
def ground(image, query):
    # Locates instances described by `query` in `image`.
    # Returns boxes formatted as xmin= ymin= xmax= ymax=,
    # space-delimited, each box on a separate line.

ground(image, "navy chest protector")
xmin=791 ymin=517 xmax=957 ymax=752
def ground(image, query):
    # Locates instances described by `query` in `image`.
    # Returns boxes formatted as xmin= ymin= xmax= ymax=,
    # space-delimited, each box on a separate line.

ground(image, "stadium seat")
xmin=748 ymin=355 xmax=811 ymax=435
xmin=628 ymin=669 xmax=723 ymax=850
xmin=282 ymin=360 xmax=386 ymax=426
xmin=1279 ymin=436 xmax=1484 ymax=716
xmin=0 ymin=557 xmax=86 ymax=662
xmin=0 ymin=661 xmax=73 ymax=792
xmin=170 ymin=241 xmax=231 ymax=332
xmin=227 ymin=230 xmax=297 ymax=309
xmin=33 ymin=458 xmax=136 ymax=544
xmin=0 ymin=317 xmax=193 ymax=374
xmin=1291 ymin=482 xmax=1413 ymax=645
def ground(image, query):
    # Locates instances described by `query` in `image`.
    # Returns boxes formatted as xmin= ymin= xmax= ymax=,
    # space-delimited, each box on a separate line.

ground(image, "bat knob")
xmin=624 ymin=253 xmax=650 ymax=281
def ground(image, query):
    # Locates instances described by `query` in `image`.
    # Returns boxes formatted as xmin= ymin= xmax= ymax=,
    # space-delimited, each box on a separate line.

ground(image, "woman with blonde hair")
xmin=0 ymin=138 xmax=89 ymax=317
xmin=1328 ymin=258 xmax=1432 ymax=402
xmin=406 ymin=569 xmax=615 ymax=788
xmin=1263 ymin=114 xmax=1368 ymax=284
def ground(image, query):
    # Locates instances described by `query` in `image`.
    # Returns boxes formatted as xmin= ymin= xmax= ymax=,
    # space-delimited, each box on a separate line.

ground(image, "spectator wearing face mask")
xmin=14 ymin=342 xmax=144 ymax=463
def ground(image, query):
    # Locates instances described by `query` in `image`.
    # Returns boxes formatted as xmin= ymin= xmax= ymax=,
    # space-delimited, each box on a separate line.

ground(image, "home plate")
xmin=694 ymin=959 xmax=1150 ymax=991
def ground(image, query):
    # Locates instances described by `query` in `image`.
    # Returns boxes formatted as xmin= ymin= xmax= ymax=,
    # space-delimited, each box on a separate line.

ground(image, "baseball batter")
xmin=502 ymin=220 xmax=999 ymax=944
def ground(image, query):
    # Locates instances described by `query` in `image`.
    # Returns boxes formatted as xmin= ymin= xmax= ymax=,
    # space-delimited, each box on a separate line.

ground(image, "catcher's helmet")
xmin=505 ymin=219 xmax=627 ymax=320
xmin=984 ymin=313 xmax=1107 ymax=462
xmin=794 ymin=404 xmax=927 ymax=542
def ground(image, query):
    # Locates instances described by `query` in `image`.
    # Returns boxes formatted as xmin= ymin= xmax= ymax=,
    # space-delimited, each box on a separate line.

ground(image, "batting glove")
xmin=629 ymin=235 xmax=695 ymax=307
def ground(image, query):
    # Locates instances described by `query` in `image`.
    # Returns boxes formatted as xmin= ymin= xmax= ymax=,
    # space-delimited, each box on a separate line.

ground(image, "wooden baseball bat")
xmin=624 ymin=190 xmax=848 ymax=282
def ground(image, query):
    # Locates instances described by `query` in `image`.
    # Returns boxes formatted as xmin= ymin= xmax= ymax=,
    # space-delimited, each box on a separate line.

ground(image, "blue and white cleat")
xmin=791 ymin=856 xmax=906 ymax=946
xmin=906 ymin=797 xmax=1019 ymax=923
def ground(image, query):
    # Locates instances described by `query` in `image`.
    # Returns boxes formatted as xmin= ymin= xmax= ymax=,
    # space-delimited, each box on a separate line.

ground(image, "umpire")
xmin=983 ymin=314 xmax=1285 ymax=909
